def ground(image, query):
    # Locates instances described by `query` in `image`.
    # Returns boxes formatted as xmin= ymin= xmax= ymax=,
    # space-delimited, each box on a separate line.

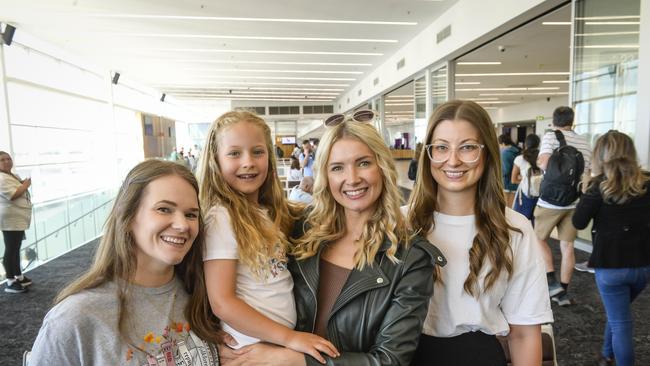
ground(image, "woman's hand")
xmin=221 ymin=343 xmax=307 ymax=366
xmin=284 ymin=330 xmax=339 ymax=363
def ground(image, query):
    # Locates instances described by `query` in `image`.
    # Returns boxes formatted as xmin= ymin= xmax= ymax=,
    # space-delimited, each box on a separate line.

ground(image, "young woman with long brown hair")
xmin=406 ymin=100 xmax=553 ymax=366
xmin=572 ymin=130 xmax=650 ymax=366
xmin=30 ymin=160 xmax=220 ymax=365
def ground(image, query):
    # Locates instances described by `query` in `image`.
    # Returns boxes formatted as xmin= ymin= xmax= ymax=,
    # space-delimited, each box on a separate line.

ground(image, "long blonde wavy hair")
xmin=589 ymin=130 xmax=649 ymax=204
xmin=197 ymin=111 xmax=295 ymax=277
xmin=292 ymin=121 xmax=408 ymax=269
xmin=407 ymin=100 xmax=518 ymax=297
xmin=55 ymin=160 xmax=221 ymax=344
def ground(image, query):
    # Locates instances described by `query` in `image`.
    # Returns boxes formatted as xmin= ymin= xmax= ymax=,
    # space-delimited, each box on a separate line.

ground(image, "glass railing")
xmin=0 ymin=188 xmax=116 ymax=280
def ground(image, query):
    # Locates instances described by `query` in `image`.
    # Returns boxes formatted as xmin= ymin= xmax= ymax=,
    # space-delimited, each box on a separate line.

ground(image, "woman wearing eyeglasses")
xmin=406 ymin=100 xmax=553 ymax=366
xmin=220 ymin=111 xmax=445 ymax=366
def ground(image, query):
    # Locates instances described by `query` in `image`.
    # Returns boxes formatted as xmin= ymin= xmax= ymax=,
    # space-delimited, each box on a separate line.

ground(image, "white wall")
xmin=335 ymin=0 xmax=563 ymax=111
xmin=488 ymin=95 xmax=569 ymax=136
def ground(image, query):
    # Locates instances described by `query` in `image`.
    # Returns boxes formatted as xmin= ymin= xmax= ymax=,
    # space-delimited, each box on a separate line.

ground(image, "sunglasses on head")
xmin=323 ymin=109 xmax=377 ymax=127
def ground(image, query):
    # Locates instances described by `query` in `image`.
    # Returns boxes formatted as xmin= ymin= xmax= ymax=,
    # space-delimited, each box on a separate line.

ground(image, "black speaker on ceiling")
xmin=111 ymin=72 xmax=120 ymax=85
xmin=2 ymin=24 xmax=16 ymax=46
xmin=160 ymin=93 xmax=166 ymax=102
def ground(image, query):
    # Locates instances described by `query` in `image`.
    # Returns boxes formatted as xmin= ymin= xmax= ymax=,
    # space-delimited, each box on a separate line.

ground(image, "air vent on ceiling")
xmin=397 ymin=58 xmax=406 ymax=70
xmin=303 ymin=105 xmax=334 ymax=114
xmin=373 ymin=77 xmax=379 ymax=86
xmin=437 ymin=25 xmax=451 ymax=44
xmin=236 ymin=106 xmax=266 ymax=115
xmin=268 ymin=106 xmax=300 ymax=115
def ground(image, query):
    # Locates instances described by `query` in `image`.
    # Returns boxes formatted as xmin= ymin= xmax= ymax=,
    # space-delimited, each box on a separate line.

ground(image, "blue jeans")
xmin=594 ymin=267 xmax=650 ymax=366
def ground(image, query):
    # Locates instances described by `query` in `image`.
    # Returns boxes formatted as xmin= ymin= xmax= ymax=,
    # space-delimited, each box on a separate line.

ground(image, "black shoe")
xmin=16 ymin=276 xmax=32 ymax=287
xmin=5 ymin=282 xmax=28 ymax=293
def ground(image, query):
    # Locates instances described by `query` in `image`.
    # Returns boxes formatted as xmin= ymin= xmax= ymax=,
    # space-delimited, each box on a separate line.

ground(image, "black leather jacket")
xmin=289 ymin=235 xmax=446 ymax=366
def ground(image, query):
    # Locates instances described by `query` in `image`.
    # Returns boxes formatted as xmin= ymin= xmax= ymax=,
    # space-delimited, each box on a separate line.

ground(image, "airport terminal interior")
xmin=1 ymin=0 xmax=649 ymax=365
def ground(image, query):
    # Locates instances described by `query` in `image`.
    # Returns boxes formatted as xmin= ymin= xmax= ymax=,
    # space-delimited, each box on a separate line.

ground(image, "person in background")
xmin=169 ymin=147 xmax=179 ymax=161
xmin=498 ymin=133 xmax=521 ymax=208
xmin=300 ymin=140 xmax=315 ymax=177
xmin=407 ymin=101 xmax=552 ymax=366
xmin=511 ymin=134 xmax=542 ymax=223
xmin=408 ymin=143 xmax=423 ymax=181
xmin=288 ymin=177 xmax=314 ymax=204
xmin=289 ymin=156 xmax=303 ymax=181
xmin=0 ymin=151 xmax=33 ymax=293
xmin=275 ymin=145 xmax=284 ymax=159
xmin=30 ymin=160 xmax=221 ymax=365
xmin=534 ymin=106 xmax=592 ymax=307
xmin=572 ymin=131 xmax=650 ymax=366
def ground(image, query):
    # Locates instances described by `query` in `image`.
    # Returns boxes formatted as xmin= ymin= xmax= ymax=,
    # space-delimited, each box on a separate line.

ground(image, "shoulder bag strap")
xmin=554 ymin=129 xmax=567 ymax=148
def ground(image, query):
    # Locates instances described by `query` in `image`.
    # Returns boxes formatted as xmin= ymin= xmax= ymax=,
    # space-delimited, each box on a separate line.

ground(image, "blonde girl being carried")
xmin=197 ymin=111 xmax=338 ymax=363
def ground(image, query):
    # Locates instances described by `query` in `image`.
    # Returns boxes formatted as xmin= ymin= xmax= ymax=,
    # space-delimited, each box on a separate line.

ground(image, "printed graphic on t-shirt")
xmin=269 ymin=257 xmax=288 ymax=278
xmin=126 ymin=321 xmax=219 ymax=366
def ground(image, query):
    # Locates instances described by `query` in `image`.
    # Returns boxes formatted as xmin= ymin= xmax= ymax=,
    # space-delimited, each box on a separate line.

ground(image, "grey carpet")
xmin=1 ymin=238 xmax=649 ymax=365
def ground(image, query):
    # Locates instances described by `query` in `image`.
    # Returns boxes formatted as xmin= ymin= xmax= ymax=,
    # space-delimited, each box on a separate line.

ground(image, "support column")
xmin=636 ymin=0 xmax=650 ymax=168
xmin=0 ymin=42 xmax=12 ymax=153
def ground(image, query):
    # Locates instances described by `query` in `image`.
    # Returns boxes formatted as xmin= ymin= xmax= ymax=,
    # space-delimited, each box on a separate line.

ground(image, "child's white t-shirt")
xmin=203 ymin=205 xmax=297 ymax=348
xmin=400 ymin=207 xmax=553 ymax=337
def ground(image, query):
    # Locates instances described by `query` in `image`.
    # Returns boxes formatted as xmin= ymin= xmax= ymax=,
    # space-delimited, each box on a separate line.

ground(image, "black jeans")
xmin=2 ymin=230 xmax=24 ymax=279
xmin=411 ymin=331 xmax=507 ymax=366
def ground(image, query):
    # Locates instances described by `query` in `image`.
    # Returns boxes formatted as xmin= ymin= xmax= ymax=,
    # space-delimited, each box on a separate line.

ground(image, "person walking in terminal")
xmin=511 ymin=134 xmax=542 ymax=223
xmin=534 ymin=106 xmax=592 ymax=307
xmin=197 ymin=111 xmax=339 ymax=363
xmin=572 ymin=131 xmax=650 ymax=366
xmin=300 ymin=139 xmax=316 ymax=177
xmin=0 ymin=151 xmax=33 ymax=293
xmin=498 ymin=133 xmax=521 ymax=208
xmin=30 ymin=160 xmax=221 ymax=365
xmin=220 ymin=111 xmax=445 ymax=365
xmin=406 ymin=100 xmax=553 ymax=366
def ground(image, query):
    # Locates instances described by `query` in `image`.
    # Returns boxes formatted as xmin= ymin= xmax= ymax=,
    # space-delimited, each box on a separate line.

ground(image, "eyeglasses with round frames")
xmin=425 ymin=143 xmax=485 ymax=163
xmin=323 ymin=109 xmax=376 ymax=127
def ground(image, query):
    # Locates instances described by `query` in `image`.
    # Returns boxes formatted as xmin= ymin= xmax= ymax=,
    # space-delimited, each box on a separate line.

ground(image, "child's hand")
xmin=285 ymin=331 xmax=340 ymax=364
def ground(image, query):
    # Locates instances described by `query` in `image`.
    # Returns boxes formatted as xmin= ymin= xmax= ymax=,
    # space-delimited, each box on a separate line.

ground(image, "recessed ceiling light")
xmin=87 ymin=14 xmax=418 ymax=26
xmin=455 ymin=72 xmax=570 ymax=77
xmin=105 ymin=33 xmax=398 ymax=43
xmin=542 ymin=22 xmax=571 ymax=25
xmin=172 ymin=94 xmax=334 ymax=99
xmin=575 ymin=31 xmax=640 ymax=37
xmin=455 ymin=81 xmax=481 ymax=85
xmin=142 ymin=48 xmax=383 ymax=56
xmin=542 ymin=80 xmax=570 ymax=84
xmin=178 ymin=97 xmax=338 ymax=102
xmin=577 ymin=45 xmax=639 ymax=49
xmin=456 ymin=61 xmax=502 ymax=65
xmin=385 ymin=103 xmax=413 ymax=106
xmin=159 ymin=86 xmax=345 ymax=92
xmin=576 ymin=16 xmax=640 ymax=20
xmin=189 ymin=75 xmax=356 ymax=81
xmin=170 ymin=90 xmax=339 ymax=96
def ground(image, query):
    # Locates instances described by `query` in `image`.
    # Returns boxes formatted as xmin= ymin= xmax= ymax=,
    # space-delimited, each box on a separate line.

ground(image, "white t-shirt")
xmin=420 ymin=208 xmax=553 ymax=337
xmin=203 ymin=205 xmax=296 ymax=348
xmin=537 ymin=129 xmax=592 ymax=209
xmin=513 ymin=155 xmax=533 ymax=197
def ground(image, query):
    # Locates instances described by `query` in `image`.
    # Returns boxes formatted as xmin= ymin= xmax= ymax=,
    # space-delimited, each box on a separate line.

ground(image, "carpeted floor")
xmin=1 ymin=238 xmax=648 ymax=365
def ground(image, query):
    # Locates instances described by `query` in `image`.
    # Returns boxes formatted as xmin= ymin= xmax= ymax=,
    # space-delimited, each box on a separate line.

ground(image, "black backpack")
xmin=539 ymin=130 xmax=585 ymax=206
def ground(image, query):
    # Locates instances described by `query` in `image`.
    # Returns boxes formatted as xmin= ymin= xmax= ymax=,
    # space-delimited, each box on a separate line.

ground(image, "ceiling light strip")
xmin=142 ymin=48 xmax=383 ymax=56
xmin=107 ymin=33 xmax=398 ymax=43
xmin=161 ymin=60 xmax=373 ymax=66
xmin=159 ymin=86 xmax=344 ymax=92
xmin=478 ymin=92 xmax=569 ymax=96
xmin=153 ymin=81 xmax=350 ymax=87
xmin=172 ymin=94 xmax=334 ymax=99
xmin=542 ymin=80 xmax=570 ymax=84
xmin=170 ymin=91 xmax=339 ymax=96
xmin=455 ymin=72 xmax=569 ymax=77
xmin=180 ymin=68 xmax=363 ymax=75
xmin=175 ymin=97 xmax=341 ymax=102
xmin=87 ymin=14 xmax=418 ymax=26
xmin=456 ymin=61 xmax=502 ymax=65
xmin=457 ymin=87 xmax=560 ymax=91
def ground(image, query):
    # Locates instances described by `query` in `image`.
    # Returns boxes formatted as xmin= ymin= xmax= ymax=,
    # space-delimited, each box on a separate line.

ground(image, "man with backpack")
xmin=534 ymin=106 xmax=592 ymax=306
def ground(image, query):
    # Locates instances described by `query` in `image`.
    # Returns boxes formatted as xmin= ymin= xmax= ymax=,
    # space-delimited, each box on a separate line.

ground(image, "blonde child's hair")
xmin=197 ymin=111 xmax=295 ymax=277
xmin=292 ymin=121 xmax=408 ymax=269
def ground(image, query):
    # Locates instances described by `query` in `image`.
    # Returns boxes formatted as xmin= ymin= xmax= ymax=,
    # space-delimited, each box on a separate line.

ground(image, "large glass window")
xmin=572 ymin=0 xmax=640 ymax=143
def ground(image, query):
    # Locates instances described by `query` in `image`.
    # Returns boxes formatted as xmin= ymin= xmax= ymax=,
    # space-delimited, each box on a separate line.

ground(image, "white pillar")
xmin=636 ymin=0 xmax=650 ymax=169
xmin=0 ymin=43 xmax=12 ymax=153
